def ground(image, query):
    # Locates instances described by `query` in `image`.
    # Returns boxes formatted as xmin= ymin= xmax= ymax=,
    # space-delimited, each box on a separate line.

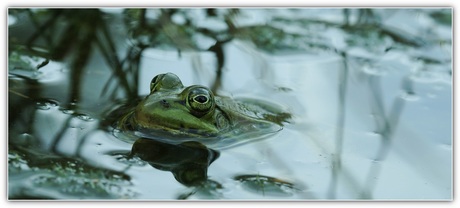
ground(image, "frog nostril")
xmin=160 ymin=99 xmax=170 ymax=108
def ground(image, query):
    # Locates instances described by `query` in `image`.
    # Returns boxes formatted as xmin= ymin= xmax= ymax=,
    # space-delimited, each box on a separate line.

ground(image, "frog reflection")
xmin=130 ymin=138 xmax=219 ymax=186
xmin=116 ymin=73 xmax=291 ymax=148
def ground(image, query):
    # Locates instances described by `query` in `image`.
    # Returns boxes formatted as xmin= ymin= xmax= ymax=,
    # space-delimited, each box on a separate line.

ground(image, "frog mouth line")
xmin=131 ymin=114 xmax=220 ymax=138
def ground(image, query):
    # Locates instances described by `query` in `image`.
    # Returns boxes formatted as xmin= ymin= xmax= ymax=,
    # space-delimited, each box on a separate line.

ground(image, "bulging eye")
xmin=150 ymin=73 xmax=184 ymax=93
xmin=150 ymin=74 xmax=161 ymax=92
xmin=186 ymin=86 xmax=215 ymax=117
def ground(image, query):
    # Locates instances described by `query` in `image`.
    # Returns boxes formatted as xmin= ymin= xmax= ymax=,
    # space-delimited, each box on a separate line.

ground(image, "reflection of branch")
xmin=367 ymin=76 xmax=388 ymax=134
xmin=96 ymin=26 xmax=143 ymax=99
xmin=327 ymin=51 xmax=349 ymax=199
xmin=343 ymin=9 xmax=350 ymax=27
xmin=26 ymin=9 xmax=62 ymax=54
xmin=8 ymin=76 xmax=41 ymax=130
xmin=69 ymin=29 xmax=96 ymax=103
xmin=9 ymin=89 xmax=30 ymax=99
xmin=49 ymin=117 xmax=73 ymax=154
xmin=75 ymin=130 xmax=92 ymax=158
xmin=209 ymin=41 xmax=225 ymax=93
xmin=359 ymin=76 xmax=410 ymax=199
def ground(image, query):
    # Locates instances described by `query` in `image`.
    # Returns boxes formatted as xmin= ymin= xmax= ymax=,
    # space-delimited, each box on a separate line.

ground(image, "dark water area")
xmin=8 ymin=8 xmax=452 ymax=200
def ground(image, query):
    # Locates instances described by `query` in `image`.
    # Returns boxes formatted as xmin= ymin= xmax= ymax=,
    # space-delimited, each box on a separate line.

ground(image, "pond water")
xmin=8 ymin=8 xmax=452 ymax=200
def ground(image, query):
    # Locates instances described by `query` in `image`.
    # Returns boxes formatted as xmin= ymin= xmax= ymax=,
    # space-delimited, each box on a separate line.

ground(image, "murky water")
xmin=8 ymin=8 xmax=452 ymax=200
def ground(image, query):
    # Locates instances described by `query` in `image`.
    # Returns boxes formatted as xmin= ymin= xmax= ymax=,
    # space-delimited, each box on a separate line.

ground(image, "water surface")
xmin=8 ymin=8 xmax=452 ymax=200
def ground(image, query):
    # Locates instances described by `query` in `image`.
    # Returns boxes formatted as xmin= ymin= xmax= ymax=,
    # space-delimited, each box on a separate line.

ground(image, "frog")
xmin=115 ymin=72 xmax=291 ymax=148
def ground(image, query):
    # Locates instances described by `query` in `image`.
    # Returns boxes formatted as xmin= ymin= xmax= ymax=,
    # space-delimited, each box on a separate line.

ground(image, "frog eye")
xmin=186 ymin=86 xmax=215 ymax=117
xmin=150 ymin=73 xmax=184 ymax=93
xmin=150 ymin=74 xmax=161 ymax=92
